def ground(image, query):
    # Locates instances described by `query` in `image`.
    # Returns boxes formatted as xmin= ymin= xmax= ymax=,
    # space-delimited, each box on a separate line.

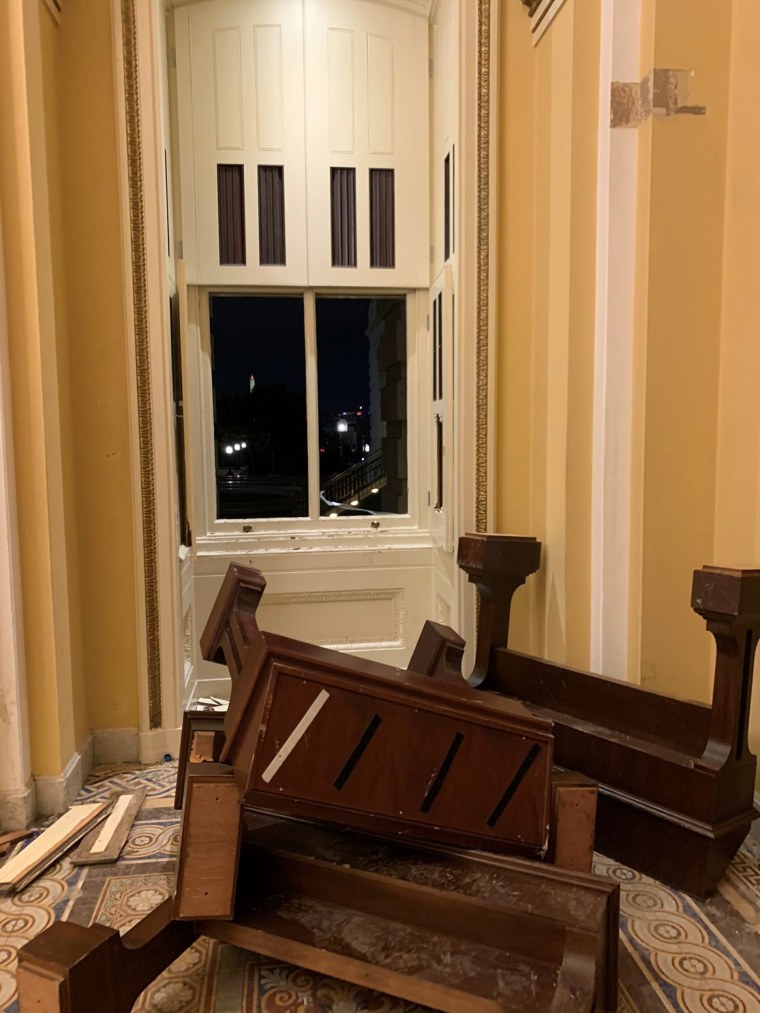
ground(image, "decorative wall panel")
xmin=253 ymin=25 xmax=284 ymax=151
xmin=327 ymin=29 xmax=356 ymax=153
xmin=213 ymin=28 xmax=243 ymax=150
xmin=367 ymin=34 xmax=394 ymax=154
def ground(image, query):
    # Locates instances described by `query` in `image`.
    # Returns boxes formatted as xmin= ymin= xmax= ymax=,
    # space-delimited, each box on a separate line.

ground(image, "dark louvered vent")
xmin=370 ymin=169 xmax=395 ymax=269
xmin=330 ymin=168 xmax=357 ymax=268
xmin=217 ymin=164 xmax=246 ymax=265
xmin=432 ymin=291 xmax=438 ymax=400
xmin=451 ymin=145 xmax=456 ymax=255
xmin=433 ymin=292 xmax=443 ymax=401
xmin=437 ymin=292 xmax=443 ymax=400
xmin=435 ymin=414 xmax=444 ymax=510
xmin=444 ymin=153 xmax=451 ymax=262
xmin=257 ymin=165 xmax=286 ymax=266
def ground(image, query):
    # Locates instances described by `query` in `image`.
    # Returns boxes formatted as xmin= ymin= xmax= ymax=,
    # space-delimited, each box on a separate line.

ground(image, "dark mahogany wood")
xmin=459 ymin=532 xmax=760 ymax=896
xmin=201 ymin=563 xmax=555 ymax=858
xmin=19 ymin=814 xmax=618 ymax=1013
xmin=17 ymin=899 xmax=196 ymax=1013
xmin=174 ymin=709 xmax=226 ymax=808
xmin=458 ymin=533 xmax=541 ymax=686
xmin=407 ymin=619 xmax=466 ymax=684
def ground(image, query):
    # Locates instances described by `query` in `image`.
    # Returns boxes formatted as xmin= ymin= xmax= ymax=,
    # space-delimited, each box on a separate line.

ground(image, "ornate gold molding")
xmin=120 ymin=0 xmax=162 ymax=729
xmin=475 ymin=0 xmax=490 ymax=534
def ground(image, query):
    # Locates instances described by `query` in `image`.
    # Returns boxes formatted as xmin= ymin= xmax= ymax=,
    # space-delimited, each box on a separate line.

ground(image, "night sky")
xmin=210 ymin=295 xmax=307 ymax=396
xmin=210 ymin=294 xmax=391 ymax=415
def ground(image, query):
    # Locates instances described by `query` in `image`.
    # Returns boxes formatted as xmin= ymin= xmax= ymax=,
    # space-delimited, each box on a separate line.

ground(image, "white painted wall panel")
xmin=253 ymin=25 xmax=284 ymax=151
xmin=189 ymin=551 xmax=434 ymax=704
xmin=176 ymin=0 xmax=308 ymax=285
xmin=367 ymin=34 xmax=394 ymax=154
xmin=213 ymin=27 xmax=244 ymax=150
xmin=327 ymin=29 xmax=356 ymax=153
xmin=176 ymin=0 xmax=428 ymax=288
xmin=305 ymin=0 xmax=429 ymax=287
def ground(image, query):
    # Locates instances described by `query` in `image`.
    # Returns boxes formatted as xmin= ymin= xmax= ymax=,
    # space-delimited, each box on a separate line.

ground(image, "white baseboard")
xmin=92 ymin=727 xmax=139 ymax=765
xmin=139 ymin=726 xmax=182 ymax=764
xmin=91 ymin=725 xmax=182 ymax=766
xmin=34 ymin=736 xmax=93 ymax=817
xmin=0 ymin=780 xmax=36 ymax=830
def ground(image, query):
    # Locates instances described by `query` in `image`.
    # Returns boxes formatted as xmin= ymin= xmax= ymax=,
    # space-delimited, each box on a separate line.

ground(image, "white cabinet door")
xmin=175 ymin=0 xmax=308 ymax=286
xmin=303 ymin=0 xmax=429 ymax=288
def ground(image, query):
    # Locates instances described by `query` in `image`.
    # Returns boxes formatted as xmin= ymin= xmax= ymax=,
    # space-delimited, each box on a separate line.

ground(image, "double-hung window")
xmin=203 ymin=290 xmax=415 ymax=531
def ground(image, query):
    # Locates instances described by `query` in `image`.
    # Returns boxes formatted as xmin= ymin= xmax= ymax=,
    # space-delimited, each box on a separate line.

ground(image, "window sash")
xmin=192 ymin=286 xmax=426 ymax=541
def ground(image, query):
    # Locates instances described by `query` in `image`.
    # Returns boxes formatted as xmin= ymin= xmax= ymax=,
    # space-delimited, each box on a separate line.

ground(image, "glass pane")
xmin=210 ymin=295 xmax=307 ymax=519
xmin=316 ymin=297 xmax=407 ymax=516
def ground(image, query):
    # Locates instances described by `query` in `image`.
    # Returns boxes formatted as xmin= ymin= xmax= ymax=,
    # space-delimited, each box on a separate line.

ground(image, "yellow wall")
xmin=637 ymin=1 xmax=731 ymax=703
xmin=53 ymin=0 xmax=140 ymax=731
xmin=0 ymin=0 xmax=139 ymax=779
xmin=497 ymin=0 xmax=760 ymax=779
xmin=497 ymin=0 xmax=600 ymax=669
xmin=0 ymin=0 xmax=77 ymax=774
xmin=714 ymin=0 xmax=760 ymax=763
xmin=39 ymin=0 xmax=88 ymax=752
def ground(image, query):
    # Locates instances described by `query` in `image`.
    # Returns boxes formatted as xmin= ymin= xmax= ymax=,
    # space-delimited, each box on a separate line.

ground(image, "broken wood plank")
xmin=0 ymin=804 xmax=110 ymax=893
xmin=71 ymin=790 xmax=146 ymax=866
xmin=0 ymin=828 xmax=34 ymax=857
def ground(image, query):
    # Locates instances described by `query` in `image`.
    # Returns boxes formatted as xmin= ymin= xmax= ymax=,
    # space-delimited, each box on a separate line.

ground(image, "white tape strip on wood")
xmin=261 ymin=689 xmax=330 ymax=783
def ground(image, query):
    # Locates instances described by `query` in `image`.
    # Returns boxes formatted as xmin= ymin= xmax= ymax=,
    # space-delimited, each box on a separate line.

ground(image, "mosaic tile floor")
xmin=1 ymin=762 xmax=759 ymax=1012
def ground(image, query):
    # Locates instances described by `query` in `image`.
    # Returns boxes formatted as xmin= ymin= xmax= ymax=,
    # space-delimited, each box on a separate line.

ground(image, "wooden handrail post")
xmin=458 ymin=534 xmax=541 ymax=688
xmin=199 ymin=565 xmax=266 ymax=679
xmin=691 ymin=566 xmax=760 ymax=769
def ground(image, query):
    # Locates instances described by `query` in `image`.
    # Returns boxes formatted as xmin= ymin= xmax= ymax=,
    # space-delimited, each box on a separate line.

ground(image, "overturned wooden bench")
xmin=18 ymin=806 xmax=619 ymax=1012
xmin=459 ymin=532 xmax=760 ymax=896
xmin=198 ymin=563 xmax=557 ymax=859
xmin=17 ymin=565 xmax=616 ymax=1012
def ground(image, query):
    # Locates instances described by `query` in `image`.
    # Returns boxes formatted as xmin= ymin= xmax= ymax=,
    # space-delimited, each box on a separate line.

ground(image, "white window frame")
xmin=188 ymin=284 xmax=433 ymax=551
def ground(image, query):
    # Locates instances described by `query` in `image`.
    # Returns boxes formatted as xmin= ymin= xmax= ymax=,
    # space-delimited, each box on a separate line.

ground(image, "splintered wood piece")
xmin=175 ymin=769 xmax=241 ymax=920
xmin=71 ymin=790 xmax=146 ymax=866
xmin=0 ymin=804 xmax=110 ymax=893
xmin=0 ymin=829 xmax=34 ymax=856
xmin=189 ymin=731 xmax=221 ymax=763
xmin=548 ymin=772 xmax=597 ymax=874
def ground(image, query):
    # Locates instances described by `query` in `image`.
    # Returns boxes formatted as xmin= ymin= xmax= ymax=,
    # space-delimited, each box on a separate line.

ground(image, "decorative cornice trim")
xmin=121 ymin=0 xmax=162 ymax=730
xmin=611 ymin=69 xmax=706 ymax=128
